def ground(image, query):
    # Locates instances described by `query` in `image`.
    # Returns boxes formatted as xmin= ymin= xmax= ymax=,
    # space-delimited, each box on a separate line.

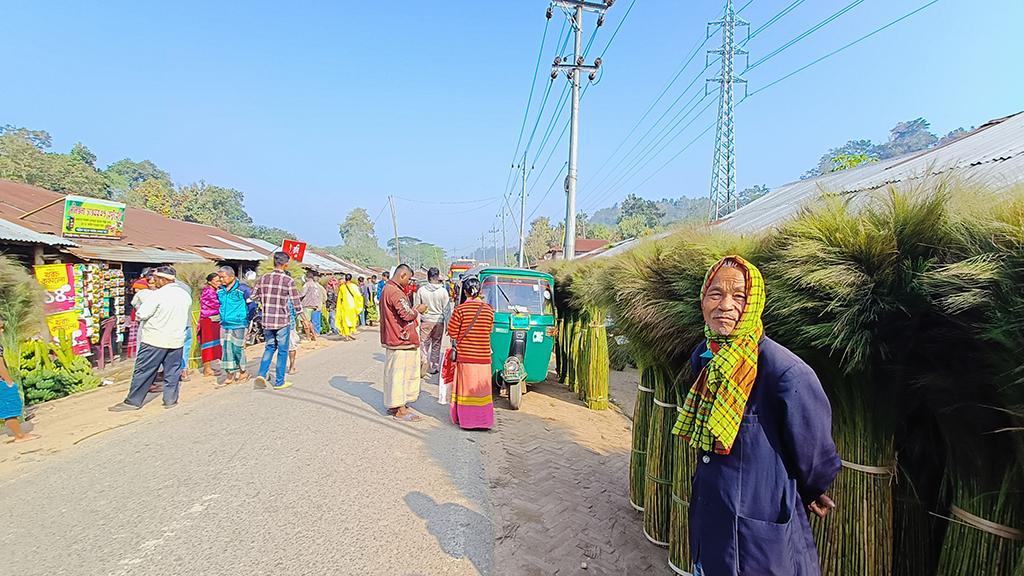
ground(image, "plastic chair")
xmin=93 ymin=318 xmax=117 ymax=370
xmin=126 ymin=321 xmax=139 ymax=358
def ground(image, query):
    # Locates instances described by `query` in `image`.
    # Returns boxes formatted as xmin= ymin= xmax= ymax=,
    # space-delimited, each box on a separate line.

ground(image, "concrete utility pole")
xmin=550 ymin=0 xmax=610 ymax=260
xmin=388 ymin=195 xmax=401 ymax=263
xmin=501 ymin=208 xmax=508 ymax=266
xmin=491 ymin=226 xmax=500 ymax=265
xmin=517 ymin=158 xmax=532 ymax=267
xmin=707 ymin=0 xmax=749 ymax=221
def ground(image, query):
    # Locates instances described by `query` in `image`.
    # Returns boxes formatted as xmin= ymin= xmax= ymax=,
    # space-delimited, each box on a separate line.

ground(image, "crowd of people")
xmin=100 ymin=252 xmax=497 ymax=433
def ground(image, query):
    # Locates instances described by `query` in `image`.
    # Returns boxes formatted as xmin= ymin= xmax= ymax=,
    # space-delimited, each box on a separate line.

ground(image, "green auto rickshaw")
xmin=462 ymin=266 xmax=556 ymax=410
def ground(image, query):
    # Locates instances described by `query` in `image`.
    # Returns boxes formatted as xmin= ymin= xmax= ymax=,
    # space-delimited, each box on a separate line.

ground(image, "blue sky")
xmin=2 ymin=1 xmax=1021 ymax=256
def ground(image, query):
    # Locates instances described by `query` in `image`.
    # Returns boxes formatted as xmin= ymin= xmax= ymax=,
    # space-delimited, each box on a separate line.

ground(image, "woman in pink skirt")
xmin=446 ymin=277 xmax=495 ymax=430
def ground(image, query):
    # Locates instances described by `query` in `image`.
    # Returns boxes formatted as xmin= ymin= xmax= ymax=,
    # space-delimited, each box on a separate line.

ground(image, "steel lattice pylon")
xmin=707 ymin=0 xmax=748 ymax=221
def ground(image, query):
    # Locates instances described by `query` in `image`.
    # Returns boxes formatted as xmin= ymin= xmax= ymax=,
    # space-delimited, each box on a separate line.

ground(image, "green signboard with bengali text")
xmin=61 ymin=195 xmax=126 ymax=239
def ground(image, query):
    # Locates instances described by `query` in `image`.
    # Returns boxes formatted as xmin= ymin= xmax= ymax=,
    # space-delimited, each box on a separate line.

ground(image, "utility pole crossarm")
xmin=551 ymin=0 xmax=613 ymax=13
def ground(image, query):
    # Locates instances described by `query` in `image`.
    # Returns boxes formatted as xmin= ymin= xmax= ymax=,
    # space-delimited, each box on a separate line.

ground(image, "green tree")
xmin=523 ymin=216 xmax=556 ymax=265
xmin=617 ymin=194 xmax=663 ymax=237
xmin=337 ymin=208 xmax=391 ymax=267
xmin=244 ymin=225 xmax=296 ymax=246
xmin=70 ymin=142 xmax=96 ymax=167
xmin=587 ymin=222 xmax=620 ymax=241
xmin=125 ymin=178 xmax=178 ymax=216
xmin=103 ymin=158 xmax=172 ymax=198
xmin=178 ymin=181 xmax=252 ymax=231
xmin=0 ymin=130 xmax=108 ymax=198
xmin=829 ymin=154 xmax=876 ymax=173
xmin=0 ymin=125 xmax=52 ymax=149
xmin=737 ymin=184 xmax=770 ymax=207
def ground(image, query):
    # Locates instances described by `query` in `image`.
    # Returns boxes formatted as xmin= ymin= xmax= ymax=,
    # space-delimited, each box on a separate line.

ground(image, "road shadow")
xmin=329 ymin=376 xmax=386 ymax=415
xmin=372 ymin=352 xmax=385 ymax=363
xmin=405 ymin=491 xmax=492 ymax=576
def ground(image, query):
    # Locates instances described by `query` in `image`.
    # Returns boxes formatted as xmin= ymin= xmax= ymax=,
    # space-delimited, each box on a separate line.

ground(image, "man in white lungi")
xmin=380 ymin=263 xmax=428 ymax=422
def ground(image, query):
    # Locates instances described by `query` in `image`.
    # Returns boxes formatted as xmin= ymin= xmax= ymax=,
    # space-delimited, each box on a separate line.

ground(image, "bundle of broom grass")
xmin=643 ymin=362 xmax=676 ymax=547
xmin=629 ymin=358 xmax=657 ymax=512
xmin=669 ymin=368 xmax=697 ymax=575
xmin=583 ymin=305 xmax=609 ymax=410
xmin=555 ymin=179 xmax=1024 ymax=574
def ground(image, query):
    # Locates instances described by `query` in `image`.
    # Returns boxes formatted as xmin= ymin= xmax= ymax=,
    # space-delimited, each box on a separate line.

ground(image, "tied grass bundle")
xmin=668 ymin=422 xmax=697 ymax=575
xmin=811 ymin=401 xmax=895 ymax=576
xmin=585 ymin=306 xmax=609 ymax=410
xmin=555 ymin=316 xmax=566 ymax=382
xmin=936 ymin=471 xmax=1024 ymax=575
xmin=629 ymin=367 xmax=655 ymax=511
xmin=643 ymin=363 xmax=676 ymax=547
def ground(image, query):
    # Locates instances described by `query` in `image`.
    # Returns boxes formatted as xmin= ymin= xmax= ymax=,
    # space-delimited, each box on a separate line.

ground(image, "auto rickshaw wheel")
xmin=508 ymin=382 xmax=523 ymax=410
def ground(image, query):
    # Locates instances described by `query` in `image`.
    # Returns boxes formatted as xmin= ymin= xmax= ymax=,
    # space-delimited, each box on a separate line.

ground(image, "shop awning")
xmin=0 ymin=218 xmax=77 ymax=247
xmin=63 ymin=245 xmax=210 ymax=264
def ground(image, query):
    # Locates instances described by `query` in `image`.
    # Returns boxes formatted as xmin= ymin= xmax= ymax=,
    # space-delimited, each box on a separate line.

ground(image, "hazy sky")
xmin=3 ymin=1 xmax=1021 ymax=255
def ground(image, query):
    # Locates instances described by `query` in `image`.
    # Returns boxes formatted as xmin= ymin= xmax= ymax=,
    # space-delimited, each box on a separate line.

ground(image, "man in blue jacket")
xmin=674 ymin=256 xmax=840 ymax=576
xmin=217 ymin=266 xmax=253 ymax=385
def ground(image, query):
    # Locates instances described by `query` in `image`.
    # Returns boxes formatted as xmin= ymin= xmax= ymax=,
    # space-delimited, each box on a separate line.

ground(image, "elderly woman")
xmin=446 ymin=277 xmax=495 ymax=430
xmin=674 ymin=256 xmax=840 ymax=576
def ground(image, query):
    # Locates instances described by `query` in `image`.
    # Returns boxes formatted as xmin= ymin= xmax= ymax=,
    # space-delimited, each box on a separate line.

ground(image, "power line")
xmin=610 ymin=0 xmax=941 ymax=203
xmin=393 ymin=196 xmax=497 ymax=205
xmin=745 ymin=0 xmax=865 ymax=72
xmin=578 ymin=0 xmax=777 ymax=211
xmin=528 ymin=162 xmax=568 ymax=220
xmin=748 ymin=0 xmax=941 ymax=97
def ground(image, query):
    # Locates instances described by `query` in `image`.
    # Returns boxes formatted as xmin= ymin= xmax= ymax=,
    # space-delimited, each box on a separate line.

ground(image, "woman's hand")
xmin=807 ymin=494 xmax=836 ymax=519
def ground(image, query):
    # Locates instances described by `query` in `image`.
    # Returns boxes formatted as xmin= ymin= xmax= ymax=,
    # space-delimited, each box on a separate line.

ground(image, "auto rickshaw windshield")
xmin=482 ymin=276 xmax=553 ymax=315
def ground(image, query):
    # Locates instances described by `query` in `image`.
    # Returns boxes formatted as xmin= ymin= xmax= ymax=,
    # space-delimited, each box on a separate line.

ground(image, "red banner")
xmin=282 ymin=239 xmax=307 ymax=263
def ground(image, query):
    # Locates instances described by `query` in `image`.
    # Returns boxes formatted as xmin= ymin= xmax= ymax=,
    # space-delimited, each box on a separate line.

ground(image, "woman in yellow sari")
xmin=336 ymin=274 xmax=363 ymax=341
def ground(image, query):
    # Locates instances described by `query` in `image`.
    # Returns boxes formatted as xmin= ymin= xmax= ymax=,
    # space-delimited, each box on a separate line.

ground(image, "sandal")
xmin=393 ymin=412 xmax=422 ymax=423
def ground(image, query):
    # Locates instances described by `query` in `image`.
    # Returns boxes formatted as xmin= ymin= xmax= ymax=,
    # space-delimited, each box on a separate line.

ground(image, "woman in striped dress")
xmin=446 ymin=277 xmax=495 ymax=430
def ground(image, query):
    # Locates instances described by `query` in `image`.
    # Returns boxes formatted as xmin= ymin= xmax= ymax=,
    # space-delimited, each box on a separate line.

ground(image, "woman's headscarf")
xmin=672 ymin=255 xmax=766 ymax=455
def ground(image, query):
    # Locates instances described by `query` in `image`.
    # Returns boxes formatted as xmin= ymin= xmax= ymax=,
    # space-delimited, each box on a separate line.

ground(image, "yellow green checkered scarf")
xmin=672 ymin=255 xmax=765 ymax=455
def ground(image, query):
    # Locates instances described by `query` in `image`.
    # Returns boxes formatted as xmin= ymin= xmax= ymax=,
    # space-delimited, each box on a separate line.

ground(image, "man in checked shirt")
xmin=252 ymin=251 xmax=312 ymax=390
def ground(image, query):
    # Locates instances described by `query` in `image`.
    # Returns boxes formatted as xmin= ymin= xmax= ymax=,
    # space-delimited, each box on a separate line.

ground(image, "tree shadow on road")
xmin=405 ymin=490 xmax=493 ymax=576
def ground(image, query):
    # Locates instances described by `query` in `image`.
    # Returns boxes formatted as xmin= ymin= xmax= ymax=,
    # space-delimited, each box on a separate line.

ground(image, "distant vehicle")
xmin=448 ymin=259 xmax=475 ymax=279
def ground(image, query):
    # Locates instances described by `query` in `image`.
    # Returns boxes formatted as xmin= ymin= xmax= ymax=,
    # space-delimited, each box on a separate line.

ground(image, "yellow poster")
xmin=45 ymin=311 xmax=90 ymax=355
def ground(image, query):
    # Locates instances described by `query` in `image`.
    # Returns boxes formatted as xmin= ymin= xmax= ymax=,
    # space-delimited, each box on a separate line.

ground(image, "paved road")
xmin=1 ymin=334 xmax=493 ymax=576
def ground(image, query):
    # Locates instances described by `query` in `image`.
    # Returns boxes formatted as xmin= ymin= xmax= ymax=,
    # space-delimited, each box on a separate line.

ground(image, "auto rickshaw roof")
xmin=462 ymin=265 xmax=555 ymax=283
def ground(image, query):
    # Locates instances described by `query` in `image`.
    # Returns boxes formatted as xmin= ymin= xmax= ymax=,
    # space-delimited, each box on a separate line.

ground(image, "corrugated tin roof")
xmin=0 ymin=180 xmax=277 ymax=260
xmin=719 ymin=111 xmax=1024 ymax=234
xmin=193 ymin=247 xmax=267 ymax=262
xmin=64 ymin=245 xmax=210 ymax=264
xmin=239 ymin=237 xmax=277 ymax=253
xmin=0 ymin=218 xmax=77 ymax=246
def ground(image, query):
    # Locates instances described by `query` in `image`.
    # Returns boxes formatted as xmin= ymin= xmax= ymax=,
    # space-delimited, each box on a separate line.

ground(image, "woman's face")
xmin=701 ymin=267 xmax=747 ymax=337
xmin=209 ymin=276 xmax=222 ymax=288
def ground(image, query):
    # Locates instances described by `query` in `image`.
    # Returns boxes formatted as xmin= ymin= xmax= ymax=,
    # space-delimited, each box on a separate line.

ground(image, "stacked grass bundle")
xmin=642 ymin=363 xmax=676 ymax=547
xmin=547 ymin=180 xmax=1024 ymax=574
xmin=668 ymin=368 xmax=697 ymax=575
xmin=629 ymin=362 xmax=657 ymax=511
xmin=584 ymin=306 xmax=609 ymax=410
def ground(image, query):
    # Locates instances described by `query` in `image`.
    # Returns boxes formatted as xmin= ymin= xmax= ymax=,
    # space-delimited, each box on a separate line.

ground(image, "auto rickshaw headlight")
xmin=502 ymin=356 xmax=524 ymax=381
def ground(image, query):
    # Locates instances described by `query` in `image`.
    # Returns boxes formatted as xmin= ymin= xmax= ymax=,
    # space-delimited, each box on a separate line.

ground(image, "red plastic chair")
xmin=94 ymin=318 xmax=117 ymax=370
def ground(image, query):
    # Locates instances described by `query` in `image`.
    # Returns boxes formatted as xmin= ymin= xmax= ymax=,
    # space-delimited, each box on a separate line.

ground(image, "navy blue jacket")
xmin=689 ymin=337 xmax=840 ymax=576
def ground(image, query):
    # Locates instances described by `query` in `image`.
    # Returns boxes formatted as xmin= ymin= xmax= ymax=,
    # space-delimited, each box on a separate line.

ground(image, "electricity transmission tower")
xmin=707 ymin=0 xmax=749 ymax=221
xmin=549 ymin=0 xmax=610 ymax=260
